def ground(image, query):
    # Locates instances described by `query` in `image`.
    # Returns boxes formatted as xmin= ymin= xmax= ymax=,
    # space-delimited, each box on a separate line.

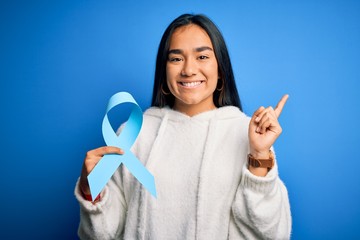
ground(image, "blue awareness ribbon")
xmin=87 ymin=92 xmax=157 ymax=200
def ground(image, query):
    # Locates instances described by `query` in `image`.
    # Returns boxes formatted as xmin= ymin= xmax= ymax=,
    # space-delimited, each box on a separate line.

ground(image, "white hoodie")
xmin=75 ymin=106 xmax=292 ymax=240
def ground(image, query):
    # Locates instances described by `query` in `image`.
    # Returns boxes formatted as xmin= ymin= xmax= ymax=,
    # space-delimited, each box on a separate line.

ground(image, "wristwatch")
xmin=248 ymin=150 xmax=274 ymax=169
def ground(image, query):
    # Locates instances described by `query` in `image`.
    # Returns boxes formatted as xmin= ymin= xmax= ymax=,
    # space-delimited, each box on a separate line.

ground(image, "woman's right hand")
xmin=79 ymin=146 xmax=124 ymax=195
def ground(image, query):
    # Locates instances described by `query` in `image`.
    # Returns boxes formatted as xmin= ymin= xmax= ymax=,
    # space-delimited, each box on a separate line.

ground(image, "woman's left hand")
xmin=248 ymin=94 xmax=289 ymax=159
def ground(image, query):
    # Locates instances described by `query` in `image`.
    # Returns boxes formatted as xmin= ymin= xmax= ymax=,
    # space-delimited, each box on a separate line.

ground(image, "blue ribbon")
xmin=87 ymin=92 xmax=157 ymax=200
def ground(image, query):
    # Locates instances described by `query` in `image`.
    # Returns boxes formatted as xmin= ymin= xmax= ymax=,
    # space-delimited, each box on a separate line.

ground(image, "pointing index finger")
xmin=274 ymin=94 xmax=289 ymax=118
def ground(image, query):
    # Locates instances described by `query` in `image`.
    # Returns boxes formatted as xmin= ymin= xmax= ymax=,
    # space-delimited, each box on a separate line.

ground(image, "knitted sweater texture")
xmin=75 ymin=106 xmax=292 ymax=239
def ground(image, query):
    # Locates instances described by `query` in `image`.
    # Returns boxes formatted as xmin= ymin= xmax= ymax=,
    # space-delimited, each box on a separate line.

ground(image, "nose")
xmin=181 ymin=58 xmax=197 ymax=77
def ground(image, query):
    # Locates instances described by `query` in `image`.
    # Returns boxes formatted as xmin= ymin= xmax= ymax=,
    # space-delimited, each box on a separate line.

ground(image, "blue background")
xmin=1 ymin=0 xmax=359 ymax=239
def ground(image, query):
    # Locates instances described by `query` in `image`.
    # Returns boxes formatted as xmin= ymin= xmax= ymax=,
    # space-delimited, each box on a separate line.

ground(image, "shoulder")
xmin=215 ymin=106 xmax=250 ymax=122
xmin=143 ymin=107 xmax=169 ymax=127
xmin=143 ymin=106 xmax=169 ymax=119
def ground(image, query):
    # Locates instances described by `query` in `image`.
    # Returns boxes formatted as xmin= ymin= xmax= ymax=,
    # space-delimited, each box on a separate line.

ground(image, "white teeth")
xmin=181 ymin=81 xmax=202 ymax=87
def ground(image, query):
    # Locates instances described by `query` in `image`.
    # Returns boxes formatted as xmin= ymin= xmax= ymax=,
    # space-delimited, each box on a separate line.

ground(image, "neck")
xmin=173 ymin=101 xmax=217 ymax=117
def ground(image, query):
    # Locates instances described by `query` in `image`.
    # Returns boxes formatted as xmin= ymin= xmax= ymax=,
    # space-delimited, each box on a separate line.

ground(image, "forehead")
xmin=169 ymin=24 xmax=213 ymax=49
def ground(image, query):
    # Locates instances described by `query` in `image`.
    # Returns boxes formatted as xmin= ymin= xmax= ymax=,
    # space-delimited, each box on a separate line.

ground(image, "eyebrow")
xmin=168 ymin=46 xmax=213 ymax=55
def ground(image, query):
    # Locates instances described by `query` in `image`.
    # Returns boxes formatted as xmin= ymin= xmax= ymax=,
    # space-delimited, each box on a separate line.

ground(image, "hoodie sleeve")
xmin=74 ymin=169 xmax=127 ymax=240
xmin=231 ymin=154 xmax=292 ymax=240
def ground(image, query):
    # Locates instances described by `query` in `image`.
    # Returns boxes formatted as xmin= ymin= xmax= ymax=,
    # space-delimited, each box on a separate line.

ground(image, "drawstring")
xmin=146 ymin=112 xmax=169 ymax=169
xmin=195 ymin=117 xmax=216 ymax=240
xmin=137 ymin=111 xmax=169 ymax=239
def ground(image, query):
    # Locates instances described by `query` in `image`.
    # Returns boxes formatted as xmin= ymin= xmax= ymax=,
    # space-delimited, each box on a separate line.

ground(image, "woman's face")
xmin=166 ymin=24 xmax=218 ymax=116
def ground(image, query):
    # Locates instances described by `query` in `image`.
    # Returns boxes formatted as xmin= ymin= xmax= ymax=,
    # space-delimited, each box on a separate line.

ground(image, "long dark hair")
xmin=151 ymin=13 xmax=242 ymax=111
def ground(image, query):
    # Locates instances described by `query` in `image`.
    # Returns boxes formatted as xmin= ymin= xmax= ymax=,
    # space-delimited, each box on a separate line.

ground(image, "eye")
xmin=198 ymin=55 xmax=209 ymax=60
xmin=168 ymin=56 xmax=182 ymax=62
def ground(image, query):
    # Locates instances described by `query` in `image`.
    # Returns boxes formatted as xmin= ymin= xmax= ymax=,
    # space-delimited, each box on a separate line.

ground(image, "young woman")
xmin=75 ymin=14 xmax=292 ymax=239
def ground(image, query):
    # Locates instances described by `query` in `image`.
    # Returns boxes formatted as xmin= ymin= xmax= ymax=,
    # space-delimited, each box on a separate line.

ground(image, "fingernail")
xmin=255 ymin=117 xmax=260 ymax=122
xmin=256 ymin=127 xmax=260 ymax=132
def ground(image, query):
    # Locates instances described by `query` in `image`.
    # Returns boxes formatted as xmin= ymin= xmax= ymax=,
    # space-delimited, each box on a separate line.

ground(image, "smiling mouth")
xmin=179 ymin=81 xmax=204 ymax=88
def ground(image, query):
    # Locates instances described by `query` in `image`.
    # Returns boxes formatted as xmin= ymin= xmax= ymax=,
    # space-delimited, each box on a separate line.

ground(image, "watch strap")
xmin=248 ymin=151 xmax=274 ymax=169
